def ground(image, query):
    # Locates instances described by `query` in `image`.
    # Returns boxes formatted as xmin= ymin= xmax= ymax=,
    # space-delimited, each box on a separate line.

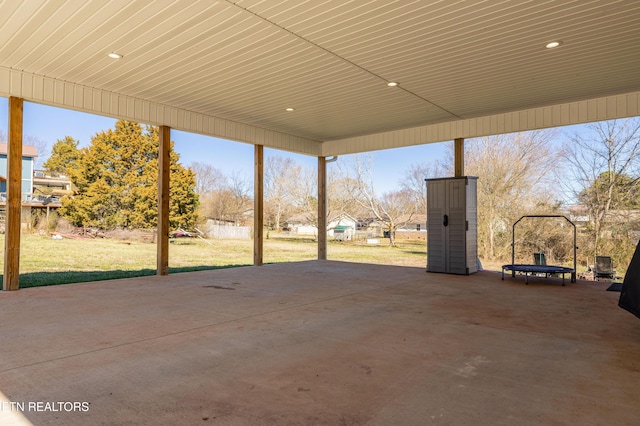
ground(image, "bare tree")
xmin=288 ymin=164 xmax=360 ymax=238
xmin=401 ymin=162 xmax=445 ymax=213
xmin=226 ymin=171 xmax=253 ymax=224
xmin=461 ymin=131 xmax=557 ymax=260
xmin=337 ymin=154 xmax=418 ymax=246
xmin=561 ymin=118 xmax=640 ymax=257
xmin=264 ymin=155 xmax=301 ymax=230
xmin=377 ymin=189 xmax=418 ymax=246
xmin=200 ymin=171 xmax=252 ymax=225
xmin=1 ymin=130 xmax=49 ymax=169
xmin=24 ymin=135 xmax=49 ymax=169
xmin=190 ymin=161 xmax=226 ymax=196
xmin=290 ymin=164 xmax=318 ymax=230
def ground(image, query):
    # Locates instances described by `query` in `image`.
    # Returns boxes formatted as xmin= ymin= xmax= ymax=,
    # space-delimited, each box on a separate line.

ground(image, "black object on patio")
xmin=619 ymin=240 xmax=640 ymax=319
xmin=594 ymin=255 xmax=615 ymax=280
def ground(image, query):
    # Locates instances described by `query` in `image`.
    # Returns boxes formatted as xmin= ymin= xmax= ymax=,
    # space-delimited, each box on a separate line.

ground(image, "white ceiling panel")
xmin=0 ymin=0 xmax=639 ymax=154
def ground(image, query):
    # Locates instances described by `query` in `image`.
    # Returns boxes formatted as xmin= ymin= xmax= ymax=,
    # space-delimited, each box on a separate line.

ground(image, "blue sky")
xmin=7 ymin=98 xmax=615 ymax=197
xmin=0 ymin=98 xmax=451 ymax=194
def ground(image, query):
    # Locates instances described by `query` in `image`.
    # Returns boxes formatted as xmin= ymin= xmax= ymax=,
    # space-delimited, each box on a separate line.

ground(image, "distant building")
xmin=395 ymin=214 xmax=427 ymax=232
xmin=0 ymin=143 xmax=38 ymax=200
xmin=567 ymin=204 xmax=590 ymax=225
xmin=32 ymin=170 xmax=73 ymax=201
xmin=567 ymin=204 xmax=640 ymax=241
xmin=0 ymin=143 xmax=38 ymax=229
xmin=286 ymin=212 xmax=357 ymax=237
xmin=366 ymin=214 xmax=427 ymax=239
xmin=568 ymin=204 xmax=640 ymax=226
xmin=0 ymin=143 xmax=72 ymax=229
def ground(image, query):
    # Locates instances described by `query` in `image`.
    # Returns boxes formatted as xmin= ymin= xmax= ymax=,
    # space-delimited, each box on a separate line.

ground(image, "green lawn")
xmin=0 ymin=233 xmax=427 ymax=288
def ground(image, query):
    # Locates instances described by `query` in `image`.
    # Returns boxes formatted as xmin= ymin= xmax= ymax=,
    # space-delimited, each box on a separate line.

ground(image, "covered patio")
xmin=1 ymin=1 xmax=640 ymax=289
xmin=1 ymin=2 xmax=640 ymax=424
xmin=1 ymin=261 xmax=638 ymax=425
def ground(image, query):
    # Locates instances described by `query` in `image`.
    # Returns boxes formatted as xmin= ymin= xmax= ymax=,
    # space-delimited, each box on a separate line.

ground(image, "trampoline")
xmin=502 ymin=264 xmax=575 ymax=285
xmin=501 ymin=215 xmax=577 ymax=285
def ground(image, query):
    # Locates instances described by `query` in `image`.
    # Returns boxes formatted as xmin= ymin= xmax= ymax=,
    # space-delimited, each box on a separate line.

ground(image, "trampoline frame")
xmin=502 ymin=264 xmax=575 ymax=285
xmin=502 ymin=215 xmax=577 ymax=284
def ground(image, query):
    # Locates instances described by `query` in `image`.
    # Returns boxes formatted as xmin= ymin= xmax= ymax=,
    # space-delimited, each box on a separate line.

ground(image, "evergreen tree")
xmin=43 ymin=136 xmax=80 ymax=173
xmin=579 ymin=172 xmax=640 ymax=210
xmin=58 ymin=120 xmax=198 ymax=230
xmin=170 ymin=148 xmax=199 ymax=230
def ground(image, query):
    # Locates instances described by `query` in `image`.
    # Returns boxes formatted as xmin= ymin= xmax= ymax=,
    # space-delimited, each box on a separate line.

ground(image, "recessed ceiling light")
xmin=545 ymin=41 xmax=561 ymax=49
xmin=107 ymin=52 xmax=123 ymax=59
xmin=387 ymin=81 xmax=399 ymax=87
xmin=285 ymin=107 xmax=295 ymax=112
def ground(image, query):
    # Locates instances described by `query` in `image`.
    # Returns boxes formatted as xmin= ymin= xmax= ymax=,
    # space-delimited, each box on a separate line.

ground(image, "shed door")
xmin=427 ymin=180 xmax=447 ymax=272
xmin=446 ymin=178 xmax=468 ymax=274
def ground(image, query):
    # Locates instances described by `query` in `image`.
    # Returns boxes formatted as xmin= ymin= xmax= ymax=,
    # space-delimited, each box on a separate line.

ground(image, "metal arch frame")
xmin=511 ymin=215 xmax=577 ymax=283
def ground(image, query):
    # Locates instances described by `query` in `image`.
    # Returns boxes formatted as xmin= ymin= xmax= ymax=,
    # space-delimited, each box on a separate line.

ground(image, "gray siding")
xmin=426 ymin=177 xmax=477 ymax=275
xmin=427 ymin=179 xmax=447 ymax=273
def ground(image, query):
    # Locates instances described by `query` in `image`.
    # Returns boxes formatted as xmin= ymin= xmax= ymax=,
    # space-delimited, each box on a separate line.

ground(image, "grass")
xmin=0 ymin=233 xmax=427 ymax=288
xmin=5 ymin=233 xmax=615 ymax=289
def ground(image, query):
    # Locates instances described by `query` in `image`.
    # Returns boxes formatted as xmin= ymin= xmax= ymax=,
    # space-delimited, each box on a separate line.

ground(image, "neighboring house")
xmin=32 ymin=170 xmax=74 ymax=200
xmin=396 ymin=214 xmax=427 ymax=232
xmin=567 ymin=204 xmax=640 ymax=242
xmin=567 ymin=204 xmax=590 ymax=226
xmin=359 ymin=219 xmax=383 ymax=237
xmin=285 ymin=213 xmax=317 ymax=235
xmin=0 ymin=143 xmax=37 ymax=201
xmin=366 ymin=214 xmax=427 ymax=239
xmin=0 ymin=144 xmax=73 ymax=229
xmin=366 ymin=214 xmax=427 ymax=236
xmin=286 ymin=212 xmax=357 ymax=237
xmin=567 ymin=204 xmax=640 ymax=227
xmin=0 ymin=143 xmax=38 ymax=229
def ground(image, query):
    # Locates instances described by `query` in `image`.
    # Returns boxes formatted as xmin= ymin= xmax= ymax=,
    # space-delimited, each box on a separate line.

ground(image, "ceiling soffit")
xmin=0 ymin=1 xmax=639 ymax=155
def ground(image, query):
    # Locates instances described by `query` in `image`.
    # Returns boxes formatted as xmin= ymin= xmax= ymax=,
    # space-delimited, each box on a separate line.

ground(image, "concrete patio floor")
xmin=1 ymin=260 xmax=639 ymax=425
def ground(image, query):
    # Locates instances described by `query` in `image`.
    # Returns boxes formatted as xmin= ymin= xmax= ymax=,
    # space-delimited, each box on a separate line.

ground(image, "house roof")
xmin=0 ymin=143 xmax=38 ymax=157
xmin=1 ymin=2 xmax=639 ymax=157
xmin=396 ymin=214 xmax=427 ymax=224
xmin=287 ymin=211 xmax=356 ymax=224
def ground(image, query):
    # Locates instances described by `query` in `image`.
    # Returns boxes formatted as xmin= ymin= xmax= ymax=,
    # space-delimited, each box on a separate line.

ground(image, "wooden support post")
xmin=157 ymin=125 xmax=170 ymax=276
xmin=254 ymin=145 xmax=264 ymax=266
xmin=4 ymin=97 xmax=23 ymax=291
xmin=318 ymin=156 xmax=327 ymax=260
xmin=454 ymin=138 xmax=464 ymax=177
